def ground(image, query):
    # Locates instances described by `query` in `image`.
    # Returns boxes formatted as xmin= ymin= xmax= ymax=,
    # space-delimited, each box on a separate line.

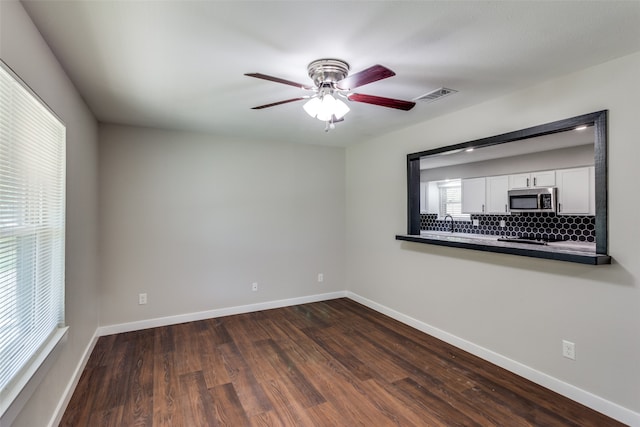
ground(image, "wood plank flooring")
xmin=60 ymin=298 xmax=625 ymax=426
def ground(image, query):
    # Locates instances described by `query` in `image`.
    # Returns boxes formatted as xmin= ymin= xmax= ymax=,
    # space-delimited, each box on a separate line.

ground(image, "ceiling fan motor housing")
xmin=307 ymin=59 xmax=350 ymax=87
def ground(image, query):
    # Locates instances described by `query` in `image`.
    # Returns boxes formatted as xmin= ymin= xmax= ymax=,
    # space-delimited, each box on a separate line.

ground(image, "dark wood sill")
xmin=396 ymin=234 xmax=611 ymax=265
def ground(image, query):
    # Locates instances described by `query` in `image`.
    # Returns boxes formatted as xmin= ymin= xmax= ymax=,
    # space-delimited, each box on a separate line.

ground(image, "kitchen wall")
xmin=419 ymin=143 xmax=596 ymax=242
xmin=98 ymin=124 xmax=346 ymax=326
xmin=0 ymin=1 xmax=100 ymax=426
xmin=421 ymin=212 xmax=595 ymax=242
xmin=346 ymin=51 xmax=640 ymax=421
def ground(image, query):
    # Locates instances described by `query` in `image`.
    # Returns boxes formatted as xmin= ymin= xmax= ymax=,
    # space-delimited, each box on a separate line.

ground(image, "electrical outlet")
xmin=562 ymin=340 xmax=576 ymax=360
xmin=499 ymin=220 xmax=506 ymax=227
xmin=472 ymin=219 xmax=479 ymax=227
xmin=138 ymin=293 xmax=147 ymax=305
xmin=252 ymin=282 xmax=258 ymax=292
xmin=317 ymin=273 xmax=324 ymax=283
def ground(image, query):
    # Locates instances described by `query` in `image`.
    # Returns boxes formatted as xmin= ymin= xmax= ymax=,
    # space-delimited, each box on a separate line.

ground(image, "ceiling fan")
xmin=245 ymin=59 xmax=416 ymax=131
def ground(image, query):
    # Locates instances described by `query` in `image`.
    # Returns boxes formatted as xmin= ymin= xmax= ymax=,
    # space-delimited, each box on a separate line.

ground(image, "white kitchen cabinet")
xmin=509 ymin=170 xmax=555 ymax=189
xmin=420 ymin=182 xmax=428 ymax=213
xmin=420 ymin=182 xmax=440 ymax=214
xmin=427 ymin=182 xmax=439 ymax=214
xmin=486 ymin=175 xmax=509 ymax=213
xmin=589 ymin=166 xmax=595 ymax=214
xmin=462 ymin=177 xmax=486 ymax=213
xmin=556 ymin=166 xmax=594 ymax=215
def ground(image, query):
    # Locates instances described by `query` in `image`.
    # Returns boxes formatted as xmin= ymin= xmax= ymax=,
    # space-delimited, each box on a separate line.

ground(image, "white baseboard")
xmin=347 ymin=291 xmax=639 ymax=427
xmin=96 ymin=291 xmax=348 ymax=337
xmin=48 ymin=330 xmax=99 ymax=427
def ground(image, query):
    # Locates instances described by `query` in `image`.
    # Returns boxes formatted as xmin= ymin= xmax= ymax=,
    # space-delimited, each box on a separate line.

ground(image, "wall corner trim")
xmin=346 ymin=291 xmax=639 ymax=427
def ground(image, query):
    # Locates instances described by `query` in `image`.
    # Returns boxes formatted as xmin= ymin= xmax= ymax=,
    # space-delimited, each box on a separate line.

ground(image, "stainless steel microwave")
xmin=508 ymin=187 xmax=557 ymax=213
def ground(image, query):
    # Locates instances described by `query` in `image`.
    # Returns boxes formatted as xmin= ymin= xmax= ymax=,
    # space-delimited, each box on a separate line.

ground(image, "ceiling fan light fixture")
xmin=303 ymin=94 xmax=350 ymax=121
xmin=247 ymin=58 xmax=414 ymax=130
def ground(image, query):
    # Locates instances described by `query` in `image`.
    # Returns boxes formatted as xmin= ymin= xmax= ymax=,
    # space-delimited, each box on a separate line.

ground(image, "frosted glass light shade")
xmin=303 ymin=97 xmax=321 ymax=118
xmin=303 ymin=95 xmax=350 ymax=121
xmin=332 ymin=99 xmax=350 ymax=119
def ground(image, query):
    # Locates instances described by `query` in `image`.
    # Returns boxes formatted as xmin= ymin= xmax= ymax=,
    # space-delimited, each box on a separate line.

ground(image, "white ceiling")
xmin=21 ymin=0 xmax=640 ymax=147
xmin=420 ymin=127 xmax=595 ymax=169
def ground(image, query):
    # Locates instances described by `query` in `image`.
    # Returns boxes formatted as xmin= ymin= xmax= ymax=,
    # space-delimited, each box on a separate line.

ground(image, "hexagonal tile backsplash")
xmin=420 ymin=213 xmax=595 ymax=242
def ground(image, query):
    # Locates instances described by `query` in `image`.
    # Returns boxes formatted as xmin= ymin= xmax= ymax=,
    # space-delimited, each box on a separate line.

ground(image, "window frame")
xmin=401 ymin=110 xmax=609 ymax=265
xmin=0 ymin=60 xmax=68 ymax=423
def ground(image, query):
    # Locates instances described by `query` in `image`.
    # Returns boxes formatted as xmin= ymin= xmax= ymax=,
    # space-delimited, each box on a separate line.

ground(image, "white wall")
xmin=0 ymin=1 xmax=100 ymax=426
xmin=346 ymin=52 xmax=640 ymax=418
xmin=98 ymin=124 xmax=345 ymax=325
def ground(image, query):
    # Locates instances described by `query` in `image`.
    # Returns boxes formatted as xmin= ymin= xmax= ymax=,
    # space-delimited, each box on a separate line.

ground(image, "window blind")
xmin=439 ymin=184 xmax=462 ymax=216
xmin=438 ymin=179 xmax=463 ymax=217
xmin=0 ymin=63 xmax=66 ymax=402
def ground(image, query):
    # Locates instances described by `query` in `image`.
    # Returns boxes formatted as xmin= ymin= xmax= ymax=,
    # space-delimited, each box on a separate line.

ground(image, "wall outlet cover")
xmin=562 ymin=340 xmax=576 ymax=360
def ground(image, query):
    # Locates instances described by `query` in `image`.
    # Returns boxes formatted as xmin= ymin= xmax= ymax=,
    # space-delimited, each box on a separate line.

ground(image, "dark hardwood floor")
xmin=60 ymin=298 xmax=625 ymax=426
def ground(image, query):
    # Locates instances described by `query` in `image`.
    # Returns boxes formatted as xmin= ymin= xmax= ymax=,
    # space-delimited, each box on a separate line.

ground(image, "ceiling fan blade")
xmin=337 ymin=65 xmax=395 ymax=90
xmin=347 ymin=93 xmax=416 ymax=111
xmin=245 ymin=73 xmax=314 ymax=90
xmin=250 ymin=97 xmax=306 ymax=109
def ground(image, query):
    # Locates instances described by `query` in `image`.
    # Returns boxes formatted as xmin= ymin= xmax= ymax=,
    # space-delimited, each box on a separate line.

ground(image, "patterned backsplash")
xmin=420 ymin=213 xmax=595 ymax=242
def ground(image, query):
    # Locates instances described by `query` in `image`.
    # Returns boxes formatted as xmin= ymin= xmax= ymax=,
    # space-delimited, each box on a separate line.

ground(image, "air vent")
xmin=414 ymin=87 xmax=458 ymax=103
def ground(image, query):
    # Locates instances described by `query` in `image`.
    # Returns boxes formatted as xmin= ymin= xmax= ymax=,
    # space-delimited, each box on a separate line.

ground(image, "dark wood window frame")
xmin=397 ymin=110 xmax=610 ymax=265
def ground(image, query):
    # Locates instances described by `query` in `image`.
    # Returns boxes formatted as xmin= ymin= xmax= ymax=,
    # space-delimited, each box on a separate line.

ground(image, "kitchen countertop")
xmin=396 ymin=231 xmax=611 ymax=265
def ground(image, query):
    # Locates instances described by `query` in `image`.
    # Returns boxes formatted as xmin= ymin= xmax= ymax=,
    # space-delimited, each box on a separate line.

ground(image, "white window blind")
xmin=0 ymin=62 xmax=66 ymax=407
xmin=439 ymin=181 xmax=462 ymax=216
xmin=438 ymin=179 xmax=470 ymax=220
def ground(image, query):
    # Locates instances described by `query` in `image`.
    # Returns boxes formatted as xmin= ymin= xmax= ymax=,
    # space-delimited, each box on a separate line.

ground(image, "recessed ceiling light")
xmin=465 ymin=148 xmax=474 ymax=152
xmin=575 ymin=125 xmax=588 ymax=131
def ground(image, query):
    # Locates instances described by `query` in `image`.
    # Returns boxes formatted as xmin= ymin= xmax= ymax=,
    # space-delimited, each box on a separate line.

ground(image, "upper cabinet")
xmin=419 ymin=182 xmax=428 ymax=213
xmin=420 ymin=181 xmax=441 ymax=214
xmin=485 ymin=175 xmax=510 ymax=213
xmin=458 ymin=167 xmax=594 ymax=217
xmin=461 ymin=177 xmax=486 ymax=213
xmin=556 ymin=166 xmax=595 ymax=215
xmin=508 ymin=170 xmax=556 ymax=189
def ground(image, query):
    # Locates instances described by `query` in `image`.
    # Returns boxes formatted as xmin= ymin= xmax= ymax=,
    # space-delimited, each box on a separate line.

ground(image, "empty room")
xmin=1 ymin=1 xmax=639 ymax=426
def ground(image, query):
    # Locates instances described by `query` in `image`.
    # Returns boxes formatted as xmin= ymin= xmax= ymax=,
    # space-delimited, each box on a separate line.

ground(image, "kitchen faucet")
xmin=444 ymin=214 xmax=454 ymax=233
